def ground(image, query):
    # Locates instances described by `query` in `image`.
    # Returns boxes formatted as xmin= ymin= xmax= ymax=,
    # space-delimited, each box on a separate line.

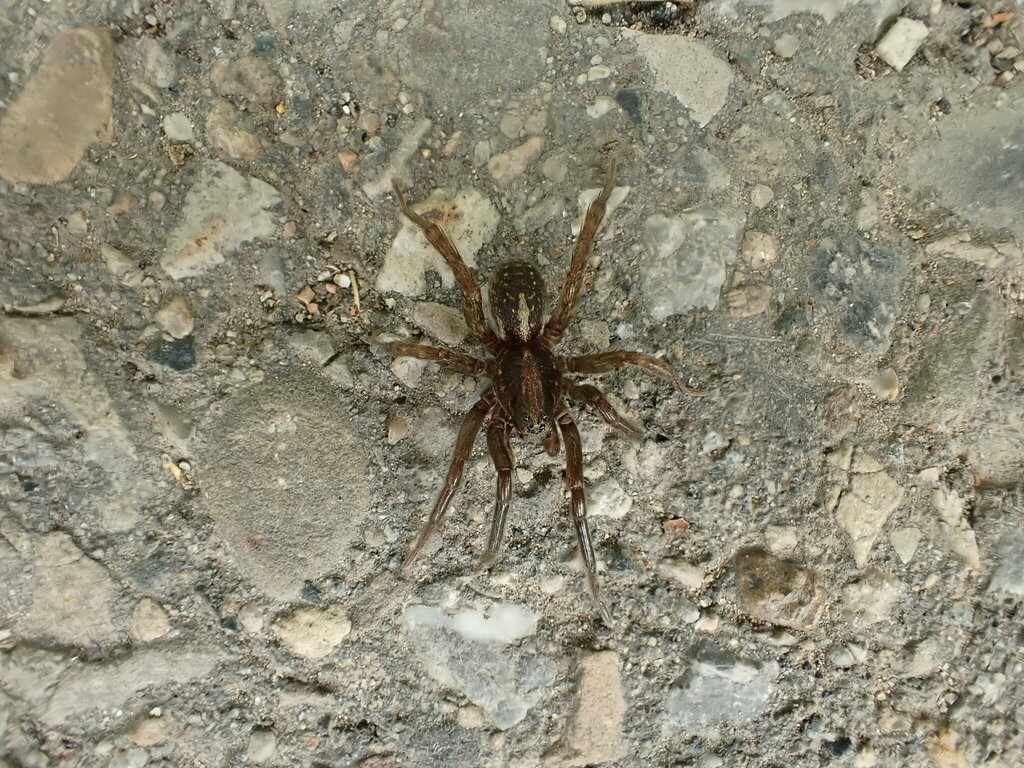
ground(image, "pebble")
xmin=155 ymin=295 xmax=194 ymax=339
xmin=377 ymin=188 xmax=499 ymax=297
xmin=888 ymin=527 xmax=922 ymax=564
xmin=723 ymin=284 xmax=772 ymax=317
xmin=246 ymin=729 xmax=277 ymax=763
xmin=835 ymin=470 xmax=905 ymax=567
xmin=274 ymin=605 xmax=351 ymax=659
xmin=562 ymin=652 xmax=626 ymax=765
xmin=210 ymin=55 xmax=282 ymax=106
xmin=131 ymin=598 xmax=171 ymax=642
xmin=387 ymin=412 xmax=410 ymax=444
xmin=411 ymin=301 xmax=469 ymax=346
xmin=659 ymin=559 xmax=704 ymax=590
xmin=864 ymin=367 xmax=900 ymax=401
xmin=841 ymin=569 xmax=904 ymax=628
xmin=924 ymin=232 xmax=1021 ymax=270
xmin=289 ymin=330 xmax=335 ymax=366
xmin=390 ymin=357 xmax=428 ymax=388
xmin=623 ymin=31 xmax=733 ymax=126
xmin=875 ymin=17 xmax=929 ymax=72
xmin=161 ymin=161 xmax=280 ymax=279
xmin=739 ymin=230 xmax=778 ymax=270
xmin=162 ymin=112 xmax=194 ymax=142
xmin=402 ymin=603 xmax=554 ymax=729
xmin=238 ymin=602 xmax=265 ymax=633
xmin=457 ymin=704 xmax=486 ymax=729
xmin=487 ymin=136 xmax=544 ymax=183
xmin=663 ymin=645 xmax=779 ymax=731
xmin=586 ymin=97 xmax=616 ymax=119
xmin=206 ymin=100 xmax=262 ymax=160
xmin=988 ymin=528 xmax=1024 ymax=596
xmin=588 ymin=478 xmax=633 ymax=519
xmin=128 ymin=715 xmax=169 ymax=746
xmin=550 ymin=15 xmax=567 ymax=34
xmin=0 ymin=27 xmax=113 ymax=184
xmin=642 ymin=211 xmax=744 ymax=318
xmin=587 ymin=64 xmax=612 ymax=81
xmin=750 ymin=184 xmax=774 ymax=208
xmin=773 ymin=33 xmax=800 ymax=58
xmin=765 ymin=525 xmax=798 ymax=554
xmin=701 ymin=430 xmax=729 ymax=454
xmin=734 ymin=548 xmax=827 ymax=630
xmin=930 ymin=487 xmax=979 ymax=570
xmin=108 ymin=748 xmax=148 ymax=768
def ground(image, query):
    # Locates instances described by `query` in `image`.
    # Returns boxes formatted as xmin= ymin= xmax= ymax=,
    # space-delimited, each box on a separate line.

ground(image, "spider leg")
xmin=476 ymin=419 xmax=514 ymax=571
xmin=544 ymin=159 xmax=616 ymax=342
xmin=404 ymin=392 xmax=492 ymax=567
xmin=542 ymin=423 xmax=561 ymax=456
xmin=384 ymin=341 xmax=491 ymax=377
xmin=563 ymin=350 xmax=701 ymax=394
xmin=391 ymin=181 xmax=498 ymax=349
xmin=558 ymin=409 xmax=613 ymax=624
xmin=565 ymin=381 xmax=642 ymax=438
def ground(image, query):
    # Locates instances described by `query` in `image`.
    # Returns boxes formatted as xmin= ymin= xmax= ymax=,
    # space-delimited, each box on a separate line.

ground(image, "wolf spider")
xmin=385 ymin=162 xmax=687 ymax=621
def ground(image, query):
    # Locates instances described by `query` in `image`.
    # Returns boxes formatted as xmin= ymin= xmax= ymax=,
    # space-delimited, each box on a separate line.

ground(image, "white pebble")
xmin=875 ymin=17 xmax=929 ymax=72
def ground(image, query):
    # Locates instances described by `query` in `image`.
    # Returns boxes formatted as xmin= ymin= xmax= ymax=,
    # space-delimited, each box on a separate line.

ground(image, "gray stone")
xmin=930 ymin=487 xmax=979 ymax=570
xmin=162 ymin=113 xmax=195 ymax=142
xmin=410 ymin=302 xmax=469 ymax=347
xmin=624 ymin=31 xmax=733 ymax=126
xmin=246 ymin=728 xmax=277 ymax=763
xmin=663 ymin=645 xmax=779 ymax=732
xmin=841 ymin=569 xmax=904 ymax=628
xmin=907 ymin=98 xmax=1024 ymax=240
xmin=161 ymin=161 xmax=281 ymax=279
xmin=807 ymin=234 xmax=905 ymax=353
xmin=206 ymin=100 xmax=262 ymax=160
xmin=377 ymin=188 xmax=499 ymax=297
xmin=44 ymin=647 xmax=222 ymax=725
xmin=0 ymin=27 xmax=113 ymax=184
xmin=136 ymin=37 xmax=176 ymax=89
xmin=835 ymin=470 xmax=905 ymax=567
xmin=560 ymin=651 xmax=626 ymax=766
xmin=198 ymin=372 xmax=371 ymax=601
xmin=402 ymin=603 xmax=554 ymax=729
xmin=210 ymin=56 xmax=282 ymax=107
xmin=988 ymin=528 xmax=1024 ymax=596
xmin=641 ymin=210 xmax=744 ymax=319
xmin=734 ymin=548 xmax=827 ymax=630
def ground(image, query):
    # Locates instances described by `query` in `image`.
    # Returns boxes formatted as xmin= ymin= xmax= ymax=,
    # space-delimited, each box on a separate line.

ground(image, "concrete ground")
xmin=1 ymin=0 xmax=1023 ymax=766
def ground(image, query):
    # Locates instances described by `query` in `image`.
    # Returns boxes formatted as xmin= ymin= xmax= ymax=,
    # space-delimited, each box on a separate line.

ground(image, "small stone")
xmin=206 ymin=100 xmax=262 ymax=160
xmin=828 ymin=642 xmax=867 ymax=668
xmin=542 ymin=152 xmax=570 ymax=183
xmin=390 ymin=357 xmax=428 ymax=388
xmin=773 ymin=33 xmax=800 ymax=58
xmin=835 ymin=471 xmax=905 ymax=567
xmin=337 ymin=150 xmax=358 ymax=171
xmin=128 ymin=715 xmax=169 ymax=746
xmin=750 ymin=184 xmax=774 ymax=208
xmin=587 ymin=64 xmax=612 ymax=81
xmin=550 ymin=15 xmax=567 ymax=34
xmin=659 ymin=559 xmax=703 ymax=590
xmin=988 ymin=528 xmax=1024 ymax=596
xmin=723 ymin=284 xmax=771 ymax=317
xmin=0 ymin=27 xmax=114 ymax=184
xmin=734 ymin=548 xmax=826 ymax=630
xmin=765 ymin=525 xmax=798 ymax=554
xmin=889 ymin=527 xmax=922 ymax=563
xmin=246 ymin=728 xmax=277 ymax=763
xmin=588 ymin=478 xmax=633 ymax=519
xmin=875 ymin=17 xmax=929 ymax=72
xmin=701 ymin=431 xmax=729 ymax=454
xmin=274 ymin=605 xmax=351 ymax=658
xmin=488 ymin=136 xmax=544 ymax=183
xmin=211 ymin=56 xmax=281 ymax=106
xmin=108 ymin=748 xmax=149 ymax=768
xmin=155 ymin=295 xmax=194 ymax=339
xmin=457 ymin=704 xmax=486 ymax=729
xmin=238 ymin=602 xmax=265 ymax=633
xmin=930 ymin=487 xmax=979 ymax=570
xmin=586 ymin=97 xmax=616 ymax=119
xmin=842 ymin=569 xmax=904 ymax=627
xmin=289 ymin=330 xmax=335 ymax=366
xmin=131 ymin=598 xmax=170 ymax=642
xmin=162 ymin=112 xmax=194 ymax=142
xmin=387 ymin=413 xmax=410 ymax=444
xmin=563 ymin=651 xmax=626 ymax=766
xmin=865 ymin=368 xmax=900 ymax=401
xmin=411 ymin=302 xmax=468 ymax=346
xmin=137 ymin=37 xmax=176 ymax=88
xmin=740 ymin=230 xmax=778 ymax=270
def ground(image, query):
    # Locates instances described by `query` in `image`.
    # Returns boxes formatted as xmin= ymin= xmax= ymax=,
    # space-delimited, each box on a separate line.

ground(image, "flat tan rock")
xmin=0 ymin=27 xmax=113 ymax=184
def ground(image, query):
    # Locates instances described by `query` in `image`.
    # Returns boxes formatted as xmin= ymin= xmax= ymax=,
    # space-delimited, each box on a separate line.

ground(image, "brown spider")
xmin=384 ymin=162 xmax=687 ymax=621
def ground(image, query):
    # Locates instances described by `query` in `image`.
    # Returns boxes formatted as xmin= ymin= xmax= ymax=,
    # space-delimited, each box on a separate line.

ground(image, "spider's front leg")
xmin=477 ymin=419 xmax=514 ymax=571
xmin=391 ymin=181 xmax=498 ymax=350
xmin=404 ymin=391 xmax=493 ymax=566
xmin=557 ymin=407 xmax=613 ymax=624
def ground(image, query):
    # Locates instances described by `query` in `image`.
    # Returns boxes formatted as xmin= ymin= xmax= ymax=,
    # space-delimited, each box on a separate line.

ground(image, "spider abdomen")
xmin=489 ymin=260 xmax=547 ymax=341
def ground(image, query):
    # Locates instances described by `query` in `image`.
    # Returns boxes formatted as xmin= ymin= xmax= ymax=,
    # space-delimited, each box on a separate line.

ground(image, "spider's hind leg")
xmin=476 ymin=420 xmax=514 ymax=571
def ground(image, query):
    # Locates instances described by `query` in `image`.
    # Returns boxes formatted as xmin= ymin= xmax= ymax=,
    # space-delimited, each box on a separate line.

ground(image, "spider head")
xmin=516 ymin=410 xmax=550 ymax=438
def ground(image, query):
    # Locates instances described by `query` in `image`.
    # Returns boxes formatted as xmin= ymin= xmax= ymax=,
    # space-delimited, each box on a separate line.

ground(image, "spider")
xmin=384 ymin=162 xmax=688 ymax=621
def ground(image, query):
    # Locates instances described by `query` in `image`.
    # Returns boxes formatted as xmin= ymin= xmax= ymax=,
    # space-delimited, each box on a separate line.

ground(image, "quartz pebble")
xmin=875 ymin=18 xmax=929 ymax=72
xmin=131 ymin=597 xmax=171 ymax=642
xmin=155 ymin=295 xmax=194 ymax=339
xmin=773 ymin=34 xmax=799 ymax=58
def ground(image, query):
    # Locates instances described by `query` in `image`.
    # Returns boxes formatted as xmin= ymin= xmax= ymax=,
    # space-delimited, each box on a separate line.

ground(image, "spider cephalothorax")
xmin=384 ymin=162 xmax=687 ymax=622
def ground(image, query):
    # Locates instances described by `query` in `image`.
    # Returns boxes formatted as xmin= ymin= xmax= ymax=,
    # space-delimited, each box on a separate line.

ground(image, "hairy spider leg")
xmin=564 ymin=350 xmax=700 ymax=393
xmin=565 ymin=381 xmax=642 ymax=438
xmin=476 ymin=420 xmax=514 ymax=571
xmin=404 ymin=392 xmax=493 ymax=567
xmin=392 ymin=181 xmax=498 ymax=350
xmin=383 ymin=341 xmax=490 ymax=376
xmin=558 ymin=409 xmax=613 ymax=624
xmin=545 ymin=159 xmax=617 ymax=342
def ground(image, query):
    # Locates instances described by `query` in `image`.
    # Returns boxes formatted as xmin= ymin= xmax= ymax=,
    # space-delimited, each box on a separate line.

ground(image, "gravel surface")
xmin=1 ymin=0 xmax=1023 ymax=766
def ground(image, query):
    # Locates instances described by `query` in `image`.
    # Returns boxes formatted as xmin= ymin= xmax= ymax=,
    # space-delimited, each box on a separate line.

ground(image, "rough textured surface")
xmin=1 ymin=0 xmax=1022 ymax=765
